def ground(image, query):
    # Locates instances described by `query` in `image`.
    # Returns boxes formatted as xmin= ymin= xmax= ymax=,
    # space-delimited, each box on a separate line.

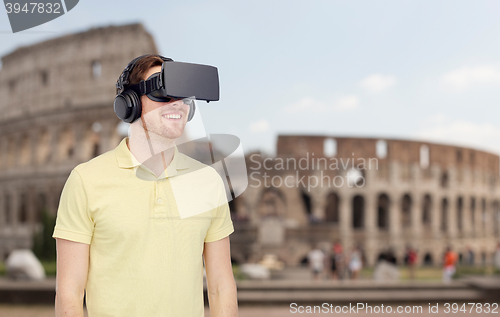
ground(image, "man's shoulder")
xmin=71 ymin=149 xmax=119 ymax=181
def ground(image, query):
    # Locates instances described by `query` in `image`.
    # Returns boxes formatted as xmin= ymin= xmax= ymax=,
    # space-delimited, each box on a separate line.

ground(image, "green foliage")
xmin=454 ymin=265 xmax=500 ymax=278
xmin=32 ymin=208 xmax=56 ymax=262
xmin=41 ymin=261 xmax=57 ymax=276
xmin=232 ymin=264 xmax=247 ymax=281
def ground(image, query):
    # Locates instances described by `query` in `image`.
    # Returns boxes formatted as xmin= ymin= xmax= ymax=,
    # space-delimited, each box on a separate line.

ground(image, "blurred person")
xmin=333 ymin=242 xmax=346 ymax=280
xmin=442 ymin=247 xmax=458 ymax=284
xmin=348 ymin=247 xmax=362 ymax=280
xmin=329 ymin=243 xmax=339 ymax=279
xmin=307 ymin=245 xmax=325 ymax=281
xmin=406 ymin=246 xmax=418 ymax=280
xmin=466 ymin=245 xmax=475 ymax=266
xmin=52 ymin=55 xmax=237 ymax=317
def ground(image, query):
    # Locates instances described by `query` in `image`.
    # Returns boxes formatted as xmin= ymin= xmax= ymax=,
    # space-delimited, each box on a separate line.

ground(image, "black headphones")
xmin=114 ymin=54 xmax=196 ymax=123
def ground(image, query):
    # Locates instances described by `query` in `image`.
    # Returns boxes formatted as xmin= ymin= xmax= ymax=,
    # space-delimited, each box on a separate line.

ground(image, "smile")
xmin=162 ymin=114 xmax=182 ymax=119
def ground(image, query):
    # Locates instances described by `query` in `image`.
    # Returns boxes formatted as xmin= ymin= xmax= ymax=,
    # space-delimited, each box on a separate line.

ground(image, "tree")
xmin=32 ymin=208 xmax=56 ymax=262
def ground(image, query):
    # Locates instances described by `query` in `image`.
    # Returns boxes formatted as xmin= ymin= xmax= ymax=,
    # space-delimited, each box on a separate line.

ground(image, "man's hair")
xmin=128 ymin=55 xmax=165 ymax=86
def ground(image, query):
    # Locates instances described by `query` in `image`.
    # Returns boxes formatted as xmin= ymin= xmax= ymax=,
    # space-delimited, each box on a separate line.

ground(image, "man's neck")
xmin=127 ymin=131 xmax=176 ymax=177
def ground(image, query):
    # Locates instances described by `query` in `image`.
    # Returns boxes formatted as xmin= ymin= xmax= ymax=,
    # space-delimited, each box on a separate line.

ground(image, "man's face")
xmin=140 ymin=65 xmax=190 ymax=140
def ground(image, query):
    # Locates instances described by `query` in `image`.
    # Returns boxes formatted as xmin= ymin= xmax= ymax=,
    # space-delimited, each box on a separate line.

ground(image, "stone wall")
xmin=0 ymin=23 xmax=158 ymax=259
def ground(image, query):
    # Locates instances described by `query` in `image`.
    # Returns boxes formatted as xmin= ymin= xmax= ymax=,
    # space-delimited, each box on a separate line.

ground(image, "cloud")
xmin=284 ymin=95 xmax=359 ymax=113
xmin=249 ymin=119 xmax=270 ymax=133
xmin=334 ymin=95 xmax=359 ymax=111
xmin=415 ymin=114 xmax=500 ymax=154
xmin=440 ymin=65 xmax=500 ymax=90
xmin=360 ymin=74 xmax=397 ymax=93
xmin=284 ymin=97 xmax=329 ymax=113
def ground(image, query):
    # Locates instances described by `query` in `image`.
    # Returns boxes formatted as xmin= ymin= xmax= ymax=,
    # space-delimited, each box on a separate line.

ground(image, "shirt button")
xmin=157 ymin=198 xmax=162 ymax=204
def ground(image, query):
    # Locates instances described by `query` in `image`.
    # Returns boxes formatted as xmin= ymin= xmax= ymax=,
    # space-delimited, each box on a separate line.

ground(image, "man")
xmin=307 ymin=244 xmax=325 ymax=281
xmin=442 ymin=246 xmax=458 ymax=284
xmin=406 ymin=246 xmax=418 ymax=280
xmin=52 ymin=55 xmax=238 ymax=316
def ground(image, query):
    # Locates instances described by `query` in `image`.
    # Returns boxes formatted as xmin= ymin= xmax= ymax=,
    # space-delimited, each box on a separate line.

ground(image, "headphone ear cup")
xmin=113 ymin=89 xmax=142 ymax=123
xmin=187 ymin=101 xmax=196 ymax=122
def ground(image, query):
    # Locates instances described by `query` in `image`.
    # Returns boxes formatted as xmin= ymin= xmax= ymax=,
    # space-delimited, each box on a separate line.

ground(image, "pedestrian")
xmin=442 ymin=247 xmax=458 ymax=283
xmin=308 ymin=245 xmax=325 ymax=281
xmin=406 ymin=246 xmax=418 ymax=280
xmin=330 ymin=245 xmax=338 ymax=279
xmin=348 ymin=247 xmax=362 ymax=280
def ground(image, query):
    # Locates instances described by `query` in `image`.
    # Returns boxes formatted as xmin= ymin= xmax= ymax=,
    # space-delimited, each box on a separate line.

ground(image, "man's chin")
xmin=161 ymin=129 xmax=185 ymax=140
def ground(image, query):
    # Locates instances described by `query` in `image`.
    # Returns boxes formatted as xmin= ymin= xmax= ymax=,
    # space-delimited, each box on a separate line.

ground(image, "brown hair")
xmin=128 ymin=55 xmax=166 ymax=86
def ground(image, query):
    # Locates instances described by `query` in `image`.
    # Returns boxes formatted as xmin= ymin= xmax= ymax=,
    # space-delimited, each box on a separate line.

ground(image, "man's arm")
xmin=203 ymin=236 xmax=238 ymax=317
xmin=55 ymin=238 xmax=90 ymax=317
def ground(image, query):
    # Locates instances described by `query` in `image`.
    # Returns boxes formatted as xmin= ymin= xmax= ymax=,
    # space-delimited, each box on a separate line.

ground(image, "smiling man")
xmin=52 ymin=54 xmax=238 ymax=317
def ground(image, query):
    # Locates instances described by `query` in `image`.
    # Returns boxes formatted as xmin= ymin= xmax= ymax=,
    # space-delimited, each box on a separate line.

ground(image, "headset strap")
xmin=127 ymin=74 xmax=162 ymax=96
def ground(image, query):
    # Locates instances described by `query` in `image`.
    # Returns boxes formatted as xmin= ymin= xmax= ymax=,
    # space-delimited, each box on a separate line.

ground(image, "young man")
xmin=52 ymin=55 xmax=238 ymax=316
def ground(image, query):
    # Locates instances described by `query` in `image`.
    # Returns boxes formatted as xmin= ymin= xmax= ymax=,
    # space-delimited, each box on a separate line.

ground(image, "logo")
xmin=3 ymin=0 xmax=79 ymax=33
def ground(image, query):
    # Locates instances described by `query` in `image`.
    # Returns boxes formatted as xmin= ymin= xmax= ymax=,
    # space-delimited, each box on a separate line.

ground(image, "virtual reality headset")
xmin=126 ymin=60 xmax=220 ymax=102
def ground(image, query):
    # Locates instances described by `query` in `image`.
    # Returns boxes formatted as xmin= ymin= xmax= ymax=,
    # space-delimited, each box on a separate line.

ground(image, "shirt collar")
xmin=115 ymin=137 xmax=189 ymax=177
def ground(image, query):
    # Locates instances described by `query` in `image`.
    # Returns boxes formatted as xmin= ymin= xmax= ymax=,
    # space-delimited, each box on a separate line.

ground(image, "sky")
xmin=1 ymin=0 xmax=500 ymax=156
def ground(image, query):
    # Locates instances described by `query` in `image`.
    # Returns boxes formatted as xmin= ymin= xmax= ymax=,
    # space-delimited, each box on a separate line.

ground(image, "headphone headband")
xmin=116 ymin=54 xmax=173 ymax=95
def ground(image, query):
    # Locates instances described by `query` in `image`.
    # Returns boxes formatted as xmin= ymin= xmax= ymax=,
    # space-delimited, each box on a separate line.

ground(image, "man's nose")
xmin=170 ymin=98 xmax=183 ymax=106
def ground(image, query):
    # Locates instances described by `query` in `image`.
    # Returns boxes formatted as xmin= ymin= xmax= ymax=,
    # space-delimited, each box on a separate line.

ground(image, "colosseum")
xmin=0 ymin=23 xmax=499 ymax=268
xmin=0 ymin=23 xmax=157 ymax=259
xmin=229 ymin=136 xmax=500 ymax=267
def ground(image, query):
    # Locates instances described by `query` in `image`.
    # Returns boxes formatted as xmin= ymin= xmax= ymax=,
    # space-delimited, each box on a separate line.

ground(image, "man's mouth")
xmin=162 ymin=114 xmax=182 ymax=120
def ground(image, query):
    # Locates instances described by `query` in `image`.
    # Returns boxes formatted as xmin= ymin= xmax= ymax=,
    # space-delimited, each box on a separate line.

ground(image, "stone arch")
xmin=300 ymin=255 xmax=309 ymax=267
xmin=440 ymin=171 xmax=449 ymax=188
xmin=257 ymin=187 xmax=286 ymax=218
xmin=492 ymin=200 xmax=500 ymax=236
xmin=422 ymin=194 xmax=432 ymax=228
xmin=4 ymin=193 xmax=11 ymax=224
xmin=324 ymin=192 xmax=339 ymax=223
xmin=37 ymin=192 xmax=48 ymax=222
xmin=59 ymin=125 xmax=75 ymax=160
xmin=0 ymin=192 xmax=3 ymax=225
xmin=352 ymin=195 xmax=364 ymax=229
xmin=420 ymin=144 xmax=429 ymax=168
xmin=300 ymin=189 xmax=313 ymax=221
xmin=423 ymin=253 xmax=433 ymax=266
xmin=376 ymin=140 xmax=387 ymax=159
xmin=401 ymin=193 xmax=412 ymax=228
xmin=441 ymin=198 xmax=448 ymax=233
xmin=481 ymin=198 xmax=486 ymax=231
xmin=470 ymin=197 xmax=476 ymax=233
xmin=457 ymin=196 xmax=463 ymax=232
xmin=323 ymin=138 xmax=336 ymax=157
xmin=19 ymin=192 xmax=28 ymax=223
xmin=19 ymin=133 xmax=30 ymax=166
xmin=347 ymin=168 xmax=366 ymax=187
xmin=377 ymin=193 xmax=390 ymax=230
xmin=83 ymin=122 xmax=102 ymax=160
xmin=37 ymin=128 xmax=50 ymax=164
xmin=6 ymin=137 xmax=16 ymax=168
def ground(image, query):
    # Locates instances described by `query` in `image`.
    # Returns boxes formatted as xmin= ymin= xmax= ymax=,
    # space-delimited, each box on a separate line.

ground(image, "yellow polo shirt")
xmin=52 ymin=137 xmax=234 ymax=317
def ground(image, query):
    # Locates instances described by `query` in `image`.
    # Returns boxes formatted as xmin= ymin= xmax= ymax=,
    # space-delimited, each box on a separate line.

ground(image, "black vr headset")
xmin=114 ymin=54 xmax=219 ymax=123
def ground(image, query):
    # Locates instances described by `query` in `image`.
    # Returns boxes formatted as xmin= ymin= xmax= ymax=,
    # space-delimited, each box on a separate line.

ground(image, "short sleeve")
xmin=52 ymin=168 xmax=94 ymax=244
xmin=204 ymin=177 xmax=234 ymax=243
